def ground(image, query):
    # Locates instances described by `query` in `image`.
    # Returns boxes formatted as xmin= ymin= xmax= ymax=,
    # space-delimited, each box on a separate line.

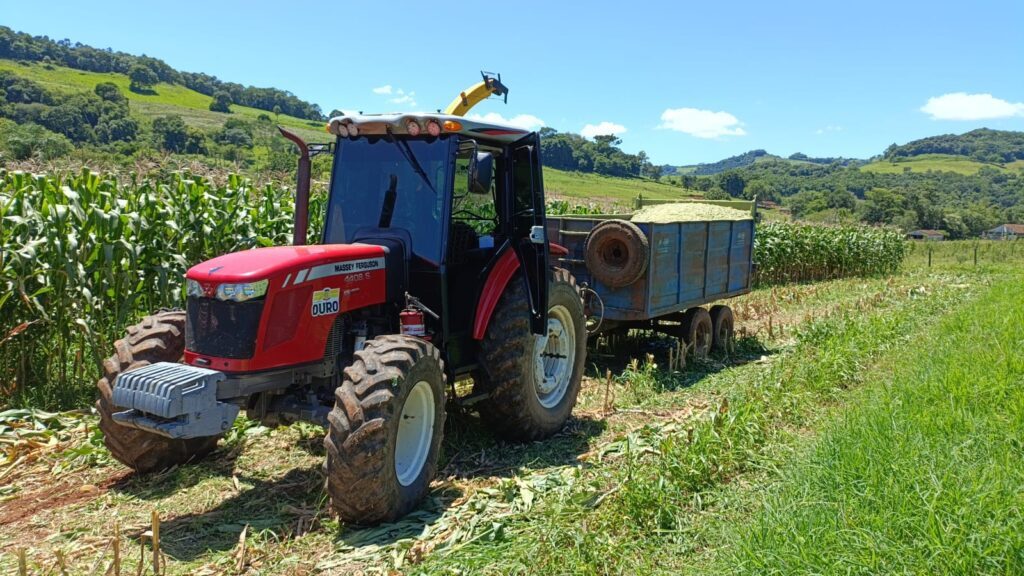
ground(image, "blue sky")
xmin=2 ymin=0 xmax=1023 ymax=165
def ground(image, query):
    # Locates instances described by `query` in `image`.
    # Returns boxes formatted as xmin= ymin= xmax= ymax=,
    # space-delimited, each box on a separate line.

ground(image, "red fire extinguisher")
xmin=399 ymin=293 xmax=438 ymax=341
xmin=399 ymin=308 xmax=427 ymax=338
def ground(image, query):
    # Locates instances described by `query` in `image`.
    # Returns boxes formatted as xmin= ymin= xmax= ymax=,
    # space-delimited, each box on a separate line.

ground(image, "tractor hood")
xmin=186 ymin=244 xmax=388 ymax=284
xmin=183 ymin=242 xmax=395 ymax=374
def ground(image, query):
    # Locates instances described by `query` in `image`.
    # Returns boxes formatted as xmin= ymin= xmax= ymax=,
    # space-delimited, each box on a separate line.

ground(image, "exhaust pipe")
xmin=278 ymin=127 xmax=311 ymax=246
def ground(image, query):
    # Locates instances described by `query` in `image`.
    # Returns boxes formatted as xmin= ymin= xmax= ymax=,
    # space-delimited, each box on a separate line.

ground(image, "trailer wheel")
xmin=324 ymin=335 xmax=446 ymax=525
xmin=476 ymin=268 xmax=587 ymax=440
xmin=584 ymin=219 xmax=649 ymax=288
xmin=96 ymin=310 xmax=220 ymax=473
xmin=709 ymin=305 xmax=735 ymax=353
xmin=681 ymin=307 xmax=713 ymax=359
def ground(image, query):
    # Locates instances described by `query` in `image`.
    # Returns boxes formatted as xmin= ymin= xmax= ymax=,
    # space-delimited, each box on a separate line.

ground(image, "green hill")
xmin=543 ymin=167 xmax=701 ymax=205
xmin=0 ymin=57 xmax=696 ymax=208
xmin=671 ymin=149 xmax=861 ymax=176
xmin=861 ymin=153 xmax=1023 ymax=176
xmin=672 ymin=149 xmax=775 ymax=175
xmin=883 ymin=128 xmax=1024 ymax=163
xmin=0 ymin=59 xmax=327 ymax=142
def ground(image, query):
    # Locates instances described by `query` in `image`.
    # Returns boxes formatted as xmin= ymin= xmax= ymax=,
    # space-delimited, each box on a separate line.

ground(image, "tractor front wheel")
xmin=96 ymin=310 xmax=220 ymax=473
xmin=476 ymin=268 xmax=587 ymax=441
xmin=324 ymin=335 xmax=446 ymax=525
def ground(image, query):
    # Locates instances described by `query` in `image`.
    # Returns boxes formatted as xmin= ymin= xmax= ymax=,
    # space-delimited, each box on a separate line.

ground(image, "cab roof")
xmin=326 ymin=113 xmax=531 ymax=144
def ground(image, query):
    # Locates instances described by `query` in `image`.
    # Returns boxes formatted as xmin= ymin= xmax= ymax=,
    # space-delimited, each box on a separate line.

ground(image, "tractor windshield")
xmin=324 ymin=136 xmax=452 ymax=263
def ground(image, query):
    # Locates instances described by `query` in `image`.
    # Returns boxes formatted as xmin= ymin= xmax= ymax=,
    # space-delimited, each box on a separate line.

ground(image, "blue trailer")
xmin=546 ymin=199 xmax=757 ymax=355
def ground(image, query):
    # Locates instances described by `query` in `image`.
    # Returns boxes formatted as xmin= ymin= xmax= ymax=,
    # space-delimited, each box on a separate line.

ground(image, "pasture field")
xmin=904 ymin=238 xmax=1024 ymax=270
xmin=1 ymin=165 xmax=1021 ymax=574
xmin=860 ymin=153 xmax=1022 ymax=175
xmin=0 ymin=59 xmax=327 ymax=142
xmin=543 ymin=167 xmax=699 ymax=204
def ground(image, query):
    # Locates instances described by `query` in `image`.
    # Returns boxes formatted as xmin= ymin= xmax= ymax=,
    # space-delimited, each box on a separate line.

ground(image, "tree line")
xmin=884 ymin=128 xmax=1024 ymax=163
xmin=539 ymin=128 xmax=662 ymax=179
xmin=0 ymin=71 xmax=136 ymax=153
xmin=0 ymin=26 xmax=324 ymax=120
xmin=0 ymin=71 xmax=299 ymax=170
xmin=677 ymin=157 xmax=1024 ymax=239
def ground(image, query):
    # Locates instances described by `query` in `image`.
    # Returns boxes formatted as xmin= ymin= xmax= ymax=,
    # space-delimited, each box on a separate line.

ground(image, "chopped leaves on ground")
xmin=4 ymin=255 xmax=1019 ymax=574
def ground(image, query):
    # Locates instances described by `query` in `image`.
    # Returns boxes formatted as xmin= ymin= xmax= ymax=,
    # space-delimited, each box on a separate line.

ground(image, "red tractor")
xmin=97 ymin=85 xmax=588 ymax=524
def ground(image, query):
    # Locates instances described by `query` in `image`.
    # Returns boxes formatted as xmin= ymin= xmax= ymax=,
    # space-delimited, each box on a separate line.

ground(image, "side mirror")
xmin=469 ymin=152 xmax=494 ymax=194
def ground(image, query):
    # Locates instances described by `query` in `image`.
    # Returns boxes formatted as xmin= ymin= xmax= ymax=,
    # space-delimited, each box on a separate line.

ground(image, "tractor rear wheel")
xmin=476 ymin=268 xmax=587 ymax=441
xmin=324 ymin=335 xmax=446 ymax=525
xmin=96 ymin=310 xmax=220 ymax=473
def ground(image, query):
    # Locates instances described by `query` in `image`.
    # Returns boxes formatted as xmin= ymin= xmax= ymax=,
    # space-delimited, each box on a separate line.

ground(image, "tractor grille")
xmin=186 ymin=296 xmax=264 ymax=359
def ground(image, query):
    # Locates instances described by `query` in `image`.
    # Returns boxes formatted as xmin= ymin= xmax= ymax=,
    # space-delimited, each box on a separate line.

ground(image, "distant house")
xmin=906 ymin=229 xmax=946 ymax=241
xmin=983 ymin=224 xmax=1024 ymax=240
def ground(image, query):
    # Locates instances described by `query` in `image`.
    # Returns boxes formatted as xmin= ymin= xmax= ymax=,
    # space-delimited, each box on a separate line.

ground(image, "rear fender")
xmin=472 ymin=242 xmax=568 ymax=340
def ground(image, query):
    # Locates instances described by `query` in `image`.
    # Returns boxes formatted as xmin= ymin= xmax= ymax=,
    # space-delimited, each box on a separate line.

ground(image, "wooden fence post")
xmin=151 ymin=510 xmax=161 ymax=575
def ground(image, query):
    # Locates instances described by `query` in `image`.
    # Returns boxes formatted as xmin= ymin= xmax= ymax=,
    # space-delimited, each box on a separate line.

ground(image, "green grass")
xmin=409 ymin=270 xmax=986 ymax=574
xmin=904 ymin=239 xmax=1024 ymax=271
xmin=715 ymin=274 xmax=1024 ymax=574
xmin=860 ymin=153 xmax=1020 ymax=175
xmin=0 ymin=59 xmax=327 ymax=141
xmin=543 ymin=167 xmax=702 ymax=205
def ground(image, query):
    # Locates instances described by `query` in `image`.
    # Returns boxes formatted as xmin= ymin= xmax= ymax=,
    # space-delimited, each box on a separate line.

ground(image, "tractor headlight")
xmin=186 ymin=279 xmax=204 ymax=298
xmin=215 ymin=280 xmax=268 ymax=302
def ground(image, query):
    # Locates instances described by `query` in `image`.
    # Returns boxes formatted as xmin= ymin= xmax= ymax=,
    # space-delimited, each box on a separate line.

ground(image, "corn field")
xmin=0 ymin=168 xmax=324 ymax=409
xmin=753 ymin=221 xmax=905 ymax=286
xmin=2 ymin=168 xmax=909 ymax=410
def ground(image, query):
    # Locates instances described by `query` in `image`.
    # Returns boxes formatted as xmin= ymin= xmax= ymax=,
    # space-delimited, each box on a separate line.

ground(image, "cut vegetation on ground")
xmin=2 ymin=249 xmax=1019 ymax=574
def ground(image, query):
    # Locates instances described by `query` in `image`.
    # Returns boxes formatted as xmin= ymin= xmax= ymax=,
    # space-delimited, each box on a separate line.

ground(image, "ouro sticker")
xmin=311 ymin=287 xmax=340 ymax=317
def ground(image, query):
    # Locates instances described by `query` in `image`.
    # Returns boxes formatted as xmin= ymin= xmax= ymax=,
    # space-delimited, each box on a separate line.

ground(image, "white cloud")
xmin=658 ymin=108 xmax=746 ymax=138
xmin=921 ymin=92 xmax=1024 ymax=120
xmin=389 ymin=91 xmax=417 ymax=107
xmin=816 ymin=125 xmax=843 ymax=135
xmin=467 ymin=112 xmax=546 ymax=131
xmin=372 ymin=85 xmax=417 ymax=107
xmin=580 ymin=121 xmax=627 ymax=138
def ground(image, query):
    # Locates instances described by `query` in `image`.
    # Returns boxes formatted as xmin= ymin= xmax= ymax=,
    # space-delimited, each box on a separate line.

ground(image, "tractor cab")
xmin=320 ymin=113 xmax=550 ymax=375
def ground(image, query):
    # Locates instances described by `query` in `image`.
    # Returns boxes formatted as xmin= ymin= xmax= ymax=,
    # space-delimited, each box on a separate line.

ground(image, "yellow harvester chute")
xmin=443 ymin=72 xmax=509 ymax=117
